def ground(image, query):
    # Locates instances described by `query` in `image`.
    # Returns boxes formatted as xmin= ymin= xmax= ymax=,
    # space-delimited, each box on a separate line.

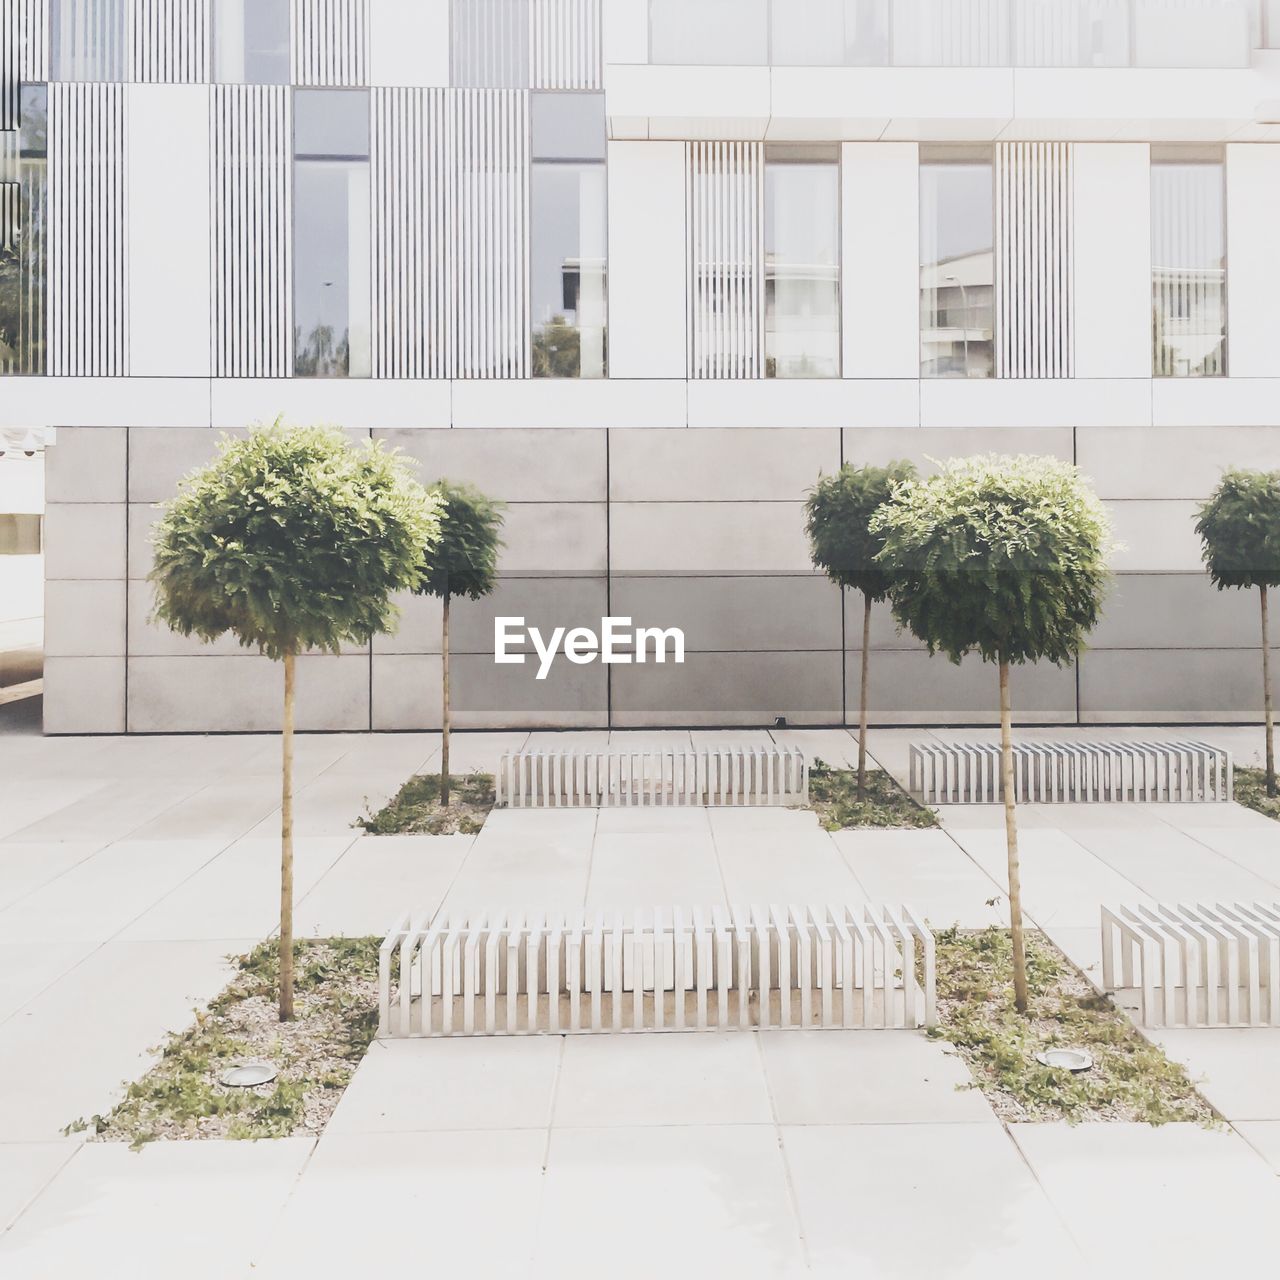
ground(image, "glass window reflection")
xmin=214 ymin=0 xmax=290 ymax=84
xmin=764 ymin=154 xmax=840 ymax=379
xmin=920 ymin=157 xmax=994 ymax=378
xmin=293 ymin=91 xmax=371 ymax=379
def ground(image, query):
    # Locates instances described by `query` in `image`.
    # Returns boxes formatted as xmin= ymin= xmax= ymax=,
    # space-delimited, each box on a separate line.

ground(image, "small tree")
xmin=414 ymin=481 xmax=505 ymax=807
xmin=805 ymin=461 xmax=917 ymax=799
xmin=872 ymin=455 xmax=1111 ymax=1013
xmin=1196 ymin=469 xmax=1280 ymax=797
xmin=150 ymin=422 xmax=440 ymax=1020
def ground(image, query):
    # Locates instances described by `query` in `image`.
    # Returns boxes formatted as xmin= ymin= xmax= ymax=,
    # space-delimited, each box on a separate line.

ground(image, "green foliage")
xmin=805 ymin=461 xmax=917 ymax=602
xmin=149 ymin=421 xmax=442 ymax=661
xmin=1195 ymin=469 xmax=1280 ymax=592
xmin=357 ymin=772 xmax=496 ymax=835
xmin=931 ymin=928 xmax=1214 ymax=1126
xmin=807 ymin=759 xmax=938 ymax=830
xmin=1234 ymin=767 xmax=1280 ymax=821
xmin=871 ymin=454 xmax=1113 ymax=666
xmin=81 ymin=939 xmax=383 ymax=1148
xmin=415 ymin=480 xmax=505 ymax=603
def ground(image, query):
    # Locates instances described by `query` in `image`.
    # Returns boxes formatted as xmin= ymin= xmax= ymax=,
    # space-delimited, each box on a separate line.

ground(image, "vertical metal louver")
xmin=132 ymin=0 xmax=210 ymax=82
xmin=372 ymin=87 xmax=447 ymax=379
xmin=531 ymin=0 xmax=601 ymax=90
xmin=47 ymin=82 xmax=127 ymax=377
xmin=372 ymin=87 xmax=529 ymax=379
xmin=18 ymin=0 xmax=49 ymax=82
xmin=995 ymin=141 xmax=1074 ymax=379
xmin=291 ymin=0 xmax=368 ymax=86
xmin=452 ymin=0 xmax=529 ymax=88
xmin=451 ymin=88 xmax=529 ymax=377
xmin=211 ymin=84 xmax=292 ymax=377
xmin=1 ymin=2 xmax=16 ymax=132
xmin=686 ymin=140 xmax=764 ymax=380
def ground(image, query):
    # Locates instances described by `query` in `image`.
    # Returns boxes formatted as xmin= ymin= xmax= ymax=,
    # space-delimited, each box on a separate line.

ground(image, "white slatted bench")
xmin=496 ymin=747 xmax=808 ymax=808
xmin=909 ymin=740 xmax=1232 ymax=805
xmin=1101 ymin=902 xmax=1280 ymax=1027
xmin=377 ymin=904 xmax=935 ymax=1038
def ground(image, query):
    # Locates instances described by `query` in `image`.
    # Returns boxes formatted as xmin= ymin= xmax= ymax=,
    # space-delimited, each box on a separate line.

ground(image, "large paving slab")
xmin=535 ymin=1125 xmax=806 ymax=1279
xmin=784 ymin=1121 xmax=1087 ymax=1278
xmin=0 ymin=842 xmax=103 ymax=912
xmin=758 ymin=1030 xmax=994 ymax=1126
xmin=1153 ymin=1029 xmax=1280 ymax=1121
xmin=327 ymin=1037 xmax=564 ymax=1135
xmin=0 ymin=1139 xmax=313 ymax=1280
xmin=0 ymin=939 xmax=250 ymax=1142
xmin=0 ymin=1144 xmax=78 ymax=1231
xmin=1010 ymin=1122 xmax=1280 ymax=1273
xmin=252 ymin=1129 xmax=548 ymax=1279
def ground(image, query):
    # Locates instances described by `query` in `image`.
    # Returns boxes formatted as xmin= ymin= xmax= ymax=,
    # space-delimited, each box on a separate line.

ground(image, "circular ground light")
xmin=1035 ymin=1048 xmax=1094 ymax=1073
xmin=219 ymin=1062 xmax=279 ymax=1088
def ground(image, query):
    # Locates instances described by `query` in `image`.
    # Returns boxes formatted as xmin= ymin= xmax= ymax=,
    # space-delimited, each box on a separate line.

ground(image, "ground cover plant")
xmin=1235 ymin=766 xmax=1280 ymax=822
xmin=930 ymin=927 xmax=1214 ymax=1126
xmin=358 ymin=771 xmax=496 ymax=835
xmin=68 ymin=939 xmax=382 ymax=1148
xmin=807 ymin=758 xmax=938 ymax=830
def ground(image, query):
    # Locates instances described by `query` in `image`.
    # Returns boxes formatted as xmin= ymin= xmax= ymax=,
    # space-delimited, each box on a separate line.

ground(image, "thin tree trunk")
xmin=1263 ymin=585 xmax=1276 ymax=798
xmin=858 ymin=592 xmax=872 ymax=802
xmin=441 ymin=593 xmax=451 ymax=808
xmin=279 ymin=649 xmax=296 ymax=1023
xmin=999 ymin=660 xmax=1029 ymax=1015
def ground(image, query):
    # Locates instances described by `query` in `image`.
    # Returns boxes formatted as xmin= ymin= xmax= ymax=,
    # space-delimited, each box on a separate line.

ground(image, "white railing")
xmin=496 ymin=746 xmax=808 ymax=808
xmin=378 ymin=904 xmax=936 ymax=1037
xmin=1102 ymin=902 xmax=1280 ymax=1026
xmin=909 ymin=740 xmax=1233 ymax=805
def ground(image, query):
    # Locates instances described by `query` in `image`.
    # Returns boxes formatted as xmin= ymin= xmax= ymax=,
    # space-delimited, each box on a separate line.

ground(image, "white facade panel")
xmin=607 ymin=140 xmax=686 ymax=378
xmin=841 ymin=142 xmax=919 ymax=381
xmin=688 ymin=380 xmax=920 ymax=430
xmin=1073 ymin=142 xmax=1151 ymax=379
xmin=602 ymin=0 xmax=647 ymax=66
xmin=1226 ymin=143 xmax=1280 ymax=379
xmin=210 ymin=379 xmax=451 ymax=430
xmin=128 ymin=85 xmax=210 ymax=378
xmin=451 ymin=379 xmax=687 ymax=429
xmin=918 ymin=378 xmax=1152 ymax=429
xmin=368 ymin=0 xmax=449 ymax=87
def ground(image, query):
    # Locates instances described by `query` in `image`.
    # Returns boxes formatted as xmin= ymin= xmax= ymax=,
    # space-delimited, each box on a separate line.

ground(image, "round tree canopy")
xmin=805 ymin=460 xmax=917 ymax=602
xmin=149 ymin=421 xmax=441 ymax=661
xmin=414 ymin=479 xmax=505 ymax=602
xmin=870 ymin=454 xmax=1113 ymax=667
xmin=1195 ymin=468 xmax=1280 ymax=592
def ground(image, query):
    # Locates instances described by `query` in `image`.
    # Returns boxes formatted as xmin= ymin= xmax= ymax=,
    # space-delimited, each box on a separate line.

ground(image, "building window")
xmin=764 ymin=147 xmax=840 ymax=379
xmin=51 ymin=0 xmax=127 ymax=80
xmin=530 ymin=94 xmax=607 ymax=379
xmin=920 ymin=149 xmax=994 ymax=379
xmin=213 ymin=0 xmax=291 ymax=84
xmin=1151 ymin=148 xmax=1226 ymax=378
xmin=0 ymin=87 xmax=48 ymax=378
xmin=293 ymin=89 xmax=371 ymax=379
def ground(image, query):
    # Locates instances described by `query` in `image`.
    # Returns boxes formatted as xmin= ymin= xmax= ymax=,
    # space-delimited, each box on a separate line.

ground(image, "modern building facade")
xmin=5 ymin=0 xmax=1280 ymax=733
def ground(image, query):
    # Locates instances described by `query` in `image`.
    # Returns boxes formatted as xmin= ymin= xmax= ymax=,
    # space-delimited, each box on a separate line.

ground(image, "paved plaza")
xmin=1 ymin=722 xmax=1278 ymax=1277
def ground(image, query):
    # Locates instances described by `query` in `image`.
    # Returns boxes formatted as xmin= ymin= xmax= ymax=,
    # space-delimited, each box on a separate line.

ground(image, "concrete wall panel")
xmin=1079 ymin=649 xmax=1271 ymax=723
xmin=1091 ymin=574 xmax=1263 ymax=650
xmin=611 ymin=651 xmax=843 ymax=727
xmin=44 ymin=580 xmax=126 ymax=657
xmin=610 ymin=502 xmax=813 ymax=574
xmin=608 ymin=428 xmax=839 ymax=502
xmin=44 ymin=428 xmax=127 ymax=504
xmin=44 ymin=504 xmax=127 ymax=581
xmin=43 ymin=657 xmax=126 ymax=734
xmin=1078 ymin=426 xmax=1280 ymax=499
